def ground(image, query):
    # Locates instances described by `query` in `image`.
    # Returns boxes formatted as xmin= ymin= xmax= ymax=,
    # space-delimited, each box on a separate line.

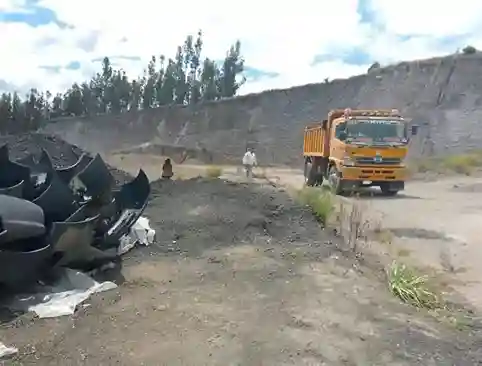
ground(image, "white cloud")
xmin=0 ymin=0 xmax=25 ymax=12
xmin=0 ymin=0 xmax=482 ymax=96
xmin=368 ymin=0 xmax=482 ymax=36
xmin=241 ymin=61 xmax=370 ymax=95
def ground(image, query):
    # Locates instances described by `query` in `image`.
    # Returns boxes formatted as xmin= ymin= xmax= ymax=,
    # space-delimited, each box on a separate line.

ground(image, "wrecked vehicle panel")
xmin=0 ymin=146 xmax=151 ymax=291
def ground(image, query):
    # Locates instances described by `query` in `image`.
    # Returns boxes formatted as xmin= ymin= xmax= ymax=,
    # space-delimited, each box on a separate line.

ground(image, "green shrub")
xmin=297 ymin=187 xmax=334 ymax=224
xmin=462 ymin=45 xmax=477 ymax=54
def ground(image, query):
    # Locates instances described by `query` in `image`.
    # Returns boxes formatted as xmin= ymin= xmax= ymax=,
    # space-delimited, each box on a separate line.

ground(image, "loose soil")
xmin=1 ymin=173 xmax=481 ymax=365
xmin=0 ymin=132 xmax=131 ymax=183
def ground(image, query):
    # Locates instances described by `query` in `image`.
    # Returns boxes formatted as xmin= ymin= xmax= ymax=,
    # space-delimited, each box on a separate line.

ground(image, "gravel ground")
xmin=1 ymin=144 xmax=482 ymax=365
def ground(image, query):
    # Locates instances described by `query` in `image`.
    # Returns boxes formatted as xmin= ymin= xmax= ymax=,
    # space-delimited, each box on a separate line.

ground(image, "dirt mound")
xmin=0 ymin=132 xmax=132 ymax=184
xmin=132 ymin=177 xmax=332 ymax=259
xmin=0 ymin=132 xmax=84 ymax=166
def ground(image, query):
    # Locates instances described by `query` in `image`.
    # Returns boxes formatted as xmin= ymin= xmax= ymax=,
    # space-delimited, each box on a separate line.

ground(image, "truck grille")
xmin=355 ymin=157 xmax=401 ymax=165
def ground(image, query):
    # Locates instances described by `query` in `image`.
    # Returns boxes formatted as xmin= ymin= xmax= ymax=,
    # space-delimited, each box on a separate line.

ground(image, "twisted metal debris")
xmin=0 ymin=144 xmax=150 ymax=291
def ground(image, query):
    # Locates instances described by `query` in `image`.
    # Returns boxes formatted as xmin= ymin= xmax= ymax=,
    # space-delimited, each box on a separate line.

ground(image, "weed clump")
xmin=297 ymin=187 xmax=334 ymax=224
xmin=387 ymin=261 xmax=440 ymax=309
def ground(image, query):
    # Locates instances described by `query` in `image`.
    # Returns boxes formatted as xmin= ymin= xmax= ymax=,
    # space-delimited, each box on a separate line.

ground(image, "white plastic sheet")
xmin=6 ymin=216 xmax=156 ymax=319
xmin=1 ymin=214 xmax=157 ymax=361
xmin=0 ymin=342 xmax=18 ymax=359
xmin=8 ymin=269 xmax=117 ymax=318
xmin=118 ymin=216 xmax=156 ymax=255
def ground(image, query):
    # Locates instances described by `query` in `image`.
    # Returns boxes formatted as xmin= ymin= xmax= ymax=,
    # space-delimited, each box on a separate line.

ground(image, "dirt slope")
xmin=42 ymin=53 xmax=482 ymax=166
xmin=2 ymin=178 xmax=481 ymax=365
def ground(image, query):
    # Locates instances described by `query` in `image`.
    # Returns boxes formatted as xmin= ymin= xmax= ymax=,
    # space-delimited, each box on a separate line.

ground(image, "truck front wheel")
xmin=328 ymin=165 xmax=342 ymax=194
xmin=380 ymin=183 xmax=399 ymax=196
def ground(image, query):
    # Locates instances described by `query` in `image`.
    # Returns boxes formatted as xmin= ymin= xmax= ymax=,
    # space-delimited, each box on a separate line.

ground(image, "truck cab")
xmin=303 ymin=108 xmax=418 ymax=195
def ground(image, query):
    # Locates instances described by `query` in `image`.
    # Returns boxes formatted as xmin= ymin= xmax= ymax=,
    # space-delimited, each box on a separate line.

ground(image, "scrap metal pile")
xmin=0 ymin=144 xmax=150 ymax=291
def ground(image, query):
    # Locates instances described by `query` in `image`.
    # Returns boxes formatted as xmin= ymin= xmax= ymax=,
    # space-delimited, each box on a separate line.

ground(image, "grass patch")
xmin=441 ymin=153 xmax=482 ymax=175
xmin=205 ymin=166 xmax=223 ymax=178
xmin=410 ymin=151 xmax=482 ymax=176
xmin=397 ymin=248 xmax=411 ymax=257
xmin=297 ymin=187 xmax=334 ymax=224
xmin=436 ymin=310 xmax=476 ymax=331
xmin=387 ymin=261 xmax=441 ymax=309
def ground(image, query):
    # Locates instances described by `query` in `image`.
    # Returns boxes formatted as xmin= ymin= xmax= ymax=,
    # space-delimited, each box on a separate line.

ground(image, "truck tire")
xmin=328 ymin=165 xmax=342 ymax=195
xmin=304 ymin=160 xmax=316 ymax=186
xmin=380 ymin=186 xmax=398 ymax=196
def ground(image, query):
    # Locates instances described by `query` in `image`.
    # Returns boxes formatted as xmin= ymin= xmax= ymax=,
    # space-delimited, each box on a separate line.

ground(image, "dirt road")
xmin=259 ymin=167 xmax=482 ymax=310
xmin=362 ymin=176 xmax=482 ymax=309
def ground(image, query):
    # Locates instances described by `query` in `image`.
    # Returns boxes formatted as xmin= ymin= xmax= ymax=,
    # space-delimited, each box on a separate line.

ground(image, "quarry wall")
xmin=42 ymin=53 xmax=482 ymax=166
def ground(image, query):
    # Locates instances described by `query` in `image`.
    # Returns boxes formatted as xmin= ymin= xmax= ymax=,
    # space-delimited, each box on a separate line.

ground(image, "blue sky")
xmin=1 ymin=0 xmax=482 ymax=95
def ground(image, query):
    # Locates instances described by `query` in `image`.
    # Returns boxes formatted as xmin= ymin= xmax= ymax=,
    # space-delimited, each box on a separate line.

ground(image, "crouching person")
xmin=162 ymin=158 xmax=173 ymax=180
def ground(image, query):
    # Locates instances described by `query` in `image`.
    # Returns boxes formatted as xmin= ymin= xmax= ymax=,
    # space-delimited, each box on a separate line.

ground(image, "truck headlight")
xmin=342 ymin=156 xmax=355 ymax=166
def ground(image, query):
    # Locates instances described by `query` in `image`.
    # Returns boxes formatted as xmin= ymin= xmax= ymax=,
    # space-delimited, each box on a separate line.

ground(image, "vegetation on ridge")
xmin=0 ymin=31 xmax=245 ymax=134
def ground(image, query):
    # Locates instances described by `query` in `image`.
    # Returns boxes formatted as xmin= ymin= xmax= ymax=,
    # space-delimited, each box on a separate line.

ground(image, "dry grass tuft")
xmin=205 ymin=166 xmax=223 ymax=178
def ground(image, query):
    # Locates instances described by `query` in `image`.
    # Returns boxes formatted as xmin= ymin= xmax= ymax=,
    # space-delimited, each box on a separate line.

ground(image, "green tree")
xmin=0 ymin=31 xmax=246 ymax=132
xmin=63 ymin=83 xmax=84 ymax=116
xmin=201 ymin=58 xmax=220 ymax=101
xmin=462 ymin=45 xmax=477 ymax=54
xmin=142 ymin=56 xmax=157 ymax=109
xmin=51 ymin=93 xmax=63 ymax=118
xmin=219 ymin=40 xmax=245 ymax=98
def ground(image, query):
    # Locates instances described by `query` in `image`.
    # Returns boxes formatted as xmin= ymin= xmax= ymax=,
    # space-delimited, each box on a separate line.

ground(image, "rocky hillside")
xmin=42 ymin=53 xmax=482 ymax=166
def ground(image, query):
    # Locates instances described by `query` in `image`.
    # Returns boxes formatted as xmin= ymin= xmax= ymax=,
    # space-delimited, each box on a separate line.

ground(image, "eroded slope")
xmin=43 ymin=54 xmax=482 ymax=166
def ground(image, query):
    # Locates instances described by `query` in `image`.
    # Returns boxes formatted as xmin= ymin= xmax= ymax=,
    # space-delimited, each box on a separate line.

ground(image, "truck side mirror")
xmin=338 ymin=131 xmax=347 ymax=141
xmin=411 ymin=125 xmax=419 ymax=136
xmin=322 ymin=119 xmax=328 ymax=130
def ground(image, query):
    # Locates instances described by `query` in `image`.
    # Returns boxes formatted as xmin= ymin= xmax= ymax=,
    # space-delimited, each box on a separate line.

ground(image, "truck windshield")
xmin=346 ymin=119 xmax=405 ymax=143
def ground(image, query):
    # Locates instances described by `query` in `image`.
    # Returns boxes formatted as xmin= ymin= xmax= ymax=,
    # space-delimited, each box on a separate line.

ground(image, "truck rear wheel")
xmin=304 ymin=160 xmax=315 ymax=186
xmin=328 ymin=165 xmax=342 ymax=194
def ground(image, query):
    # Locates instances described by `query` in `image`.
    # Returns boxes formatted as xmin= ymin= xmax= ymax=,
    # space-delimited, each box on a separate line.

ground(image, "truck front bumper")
xmin=339 ymin=166 xmax=407 ymax=190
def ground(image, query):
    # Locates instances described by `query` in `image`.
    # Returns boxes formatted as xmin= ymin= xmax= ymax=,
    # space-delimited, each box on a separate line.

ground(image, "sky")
xmin=1 ymin=0 xmax=482 ymax=97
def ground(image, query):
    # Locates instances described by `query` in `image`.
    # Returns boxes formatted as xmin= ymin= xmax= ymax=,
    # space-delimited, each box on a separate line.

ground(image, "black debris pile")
xmin=0 ymin=137 xmax=151 ymax=292
xmin=0 ymin=132 xmax=132 ymax=184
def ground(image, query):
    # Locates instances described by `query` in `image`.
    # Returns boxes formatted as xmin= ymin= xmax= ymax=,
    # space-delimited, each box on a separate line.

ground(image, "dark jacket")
xmin=162 ymin=161 xmax=173 ymax=178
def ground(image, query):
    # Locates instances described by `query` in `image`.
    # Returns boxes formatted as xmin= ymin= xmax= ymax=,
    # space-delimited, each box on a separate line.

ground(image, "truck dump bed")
xmin=303 ymin=124 xmax=326 ymax=156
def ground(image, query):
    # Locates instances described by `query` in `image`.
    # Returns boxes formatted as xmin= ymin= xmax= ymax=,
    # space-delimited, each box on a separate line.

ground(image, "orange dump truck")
xmin=303 ymin=108 xmax=418 ymax=195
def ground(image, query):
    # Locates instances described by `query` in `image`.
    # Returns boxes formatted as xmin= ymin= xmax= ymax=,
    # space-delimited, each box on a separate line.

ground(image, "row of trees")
xmin=0 ymin=31 xmax=245 ymax=133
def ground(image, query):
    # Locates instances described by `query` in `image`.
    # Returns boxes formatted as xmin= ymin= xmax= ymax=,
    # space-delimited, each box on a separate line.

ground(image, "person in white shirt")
xmin=242 ymin=148 xmax=257 ymax=178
